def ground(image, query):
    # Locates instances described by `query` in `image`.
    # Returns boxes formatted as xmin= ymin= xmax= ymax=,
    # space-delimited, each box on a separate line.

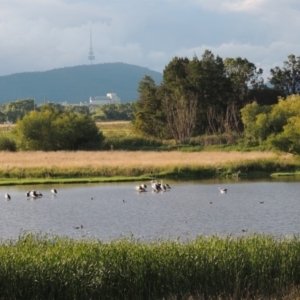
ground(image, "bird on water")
xmin=218 ymin=187 xmax=227 ymax=193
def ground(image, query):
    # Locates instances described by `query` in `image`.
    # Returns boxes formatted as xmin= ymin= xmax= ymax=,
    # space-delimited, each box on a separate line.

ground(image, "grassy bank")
xmin=0 ymin=151 xmax=299 ymax=185
xmin=0 ymin=232 xmax=300 ymax=299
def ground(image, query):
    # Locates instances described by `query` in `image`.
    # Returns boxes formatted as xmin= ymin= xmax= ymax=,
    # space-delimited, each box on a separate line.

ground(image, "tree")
xmin=193 ymin=51 xmax=233 ymax=135
xmin=269 ymin=54 xmax=300 ymax=96
xmin=241 ymin=94 xmax=300 ymax=148
xmin=248 ymin=86 xmax=283 ymax=106
xmin=4 ymin=99 xmax=35 ymax=123
xmin=91 ymin=103 xmax=134 ymax=121
xmin=270 ymin=115 xmax=300 ymax=153
xmin=134 ymin=75 xmax=169 ymax=139
xmin=163 ymin=88 xmax=198 ymax=144
xmin=13 ymin=108 xmax=103 ymax=151
xmin=240 ymin=101 xmax=272 ymax=145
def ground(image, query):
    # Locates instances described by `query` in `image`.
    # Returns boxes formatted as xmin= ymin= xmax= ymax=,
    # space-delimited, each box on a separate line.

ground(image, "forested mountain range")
xmin=0 ymin=63 xmax=163 ymax=105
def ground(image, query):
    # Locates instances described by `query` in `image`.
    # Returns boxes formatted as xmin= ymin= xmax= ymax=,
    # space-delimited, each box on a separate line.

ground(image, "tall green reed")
xmin=1 ymin=232 xmax=300 ymax=299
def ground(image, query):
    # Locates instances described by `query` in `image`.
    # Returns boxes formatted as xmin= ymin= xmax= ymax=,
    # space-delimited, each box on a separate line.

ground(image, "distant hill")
xmin=0 ymin=63 xmax=163 ymax=105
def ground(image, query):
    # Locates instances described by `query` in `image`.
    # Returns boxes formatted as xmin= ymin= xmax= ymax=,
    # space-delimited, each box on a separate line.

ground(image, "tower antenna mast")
xmin=88 ymin=25 xmax=95 ymax=64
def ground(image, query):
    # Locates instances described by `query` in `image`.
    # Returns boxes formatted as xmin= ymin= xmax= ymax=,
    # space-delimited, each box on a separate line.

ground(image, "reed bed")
xmin=0 ymin=151 xmax=298 ymax=183
xmin=0 ymin=150 xmax=292 ymax=168
xmin=0 ymin=232 xmax=300 ymax=299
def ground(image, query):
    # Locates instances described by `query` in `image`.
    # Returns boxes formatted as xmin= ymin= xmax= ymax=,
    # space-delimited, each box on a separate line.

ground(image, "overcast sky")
xmin=0 ymin=0 xmax=299 ymax=80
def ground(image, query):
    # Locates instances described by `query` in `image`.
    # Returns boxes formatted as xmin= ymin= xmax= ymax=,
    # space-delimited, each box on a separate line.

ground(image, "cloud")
xmin=0 ymin=0 xmax=299 ymax=79
xmin=175 ymin=41 xmax=300 ymax=80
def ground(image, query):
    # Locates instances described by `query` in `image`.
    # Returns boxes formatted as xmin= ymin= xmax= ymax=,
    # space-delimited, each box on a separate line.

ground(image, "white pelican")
xmin=5 ymin=193 xmax=11 ymax=200
xmin=36 ymin=191 xmax=43 ymax=197
xmin=151 ymin=180 xmax=161 ymax=192
xmin=218 ymin=187 xmax=227 ymax=193
xmin=135 ymin=185 xmax=146 ymax=192
xmin=27 ymin=190 xmax=39 ymax=198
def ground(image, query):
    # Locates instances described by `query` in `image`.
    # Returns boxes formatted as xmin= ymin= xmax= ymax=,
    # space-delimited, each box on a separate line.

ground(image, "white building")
xmin=89 ymin=93 xmax=121 ymax=105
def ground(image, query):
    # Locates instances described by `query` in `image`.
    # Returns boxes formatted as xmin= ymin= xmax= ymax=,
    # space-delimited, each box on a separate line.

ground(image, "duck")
xmin=51 ymin=188 xmax=57 ymax=195
xmin=5 ymin=193 xmax=11 ymax=200
xmin=73 ymin=225 xmax=83 ymax=229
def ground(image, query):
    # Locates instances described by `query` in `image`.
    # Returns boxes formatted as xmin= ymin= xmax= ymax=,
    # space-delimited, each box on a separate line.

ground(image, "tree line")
xmin=0 ymin=99 xmax=134 ymax=123
xmin=133 ymin=51 xmax=300 ymax=146
xmin=1 ymin=51 xmax=300 ymax=153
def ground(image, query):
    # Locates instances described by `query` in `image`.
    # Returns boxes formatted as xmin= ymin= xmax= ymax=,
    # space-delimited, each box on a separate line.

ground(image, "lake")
xmin=1 ymin=178 xmax=300 ymax=241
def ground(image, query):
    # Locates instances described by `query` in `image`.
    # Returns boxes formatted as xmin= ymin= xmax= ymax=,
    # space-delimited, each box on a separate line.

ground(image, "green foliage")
xmin=4 ymin=98 xmax=35 ymax=123
xmin=0 ymin=110 xmax=6 ymax=123
xmin=102 ymin=135 xmax=163 ymax=150
xmin=13 ymin=108 xmax=104 ymax=151
xmin=241 ymin=95 xmax=300 ymax=153
xmin=133 ymin=75 xmax=170 ymax=139
xmin=267 ymin=116 xmax=300 ymax=153
xmin=269 ymin=54 xmax=300 ymax=96
xmin=134 ymin=51 xmax=265 ymax=143
xmin=0 ymin=134 xmax=16 ymax=151
xmin=91 ymin=103 xmax=134 ymax=121
xmin=1 ymin=233 xmax=300 ymax=299
xmin=240 ymin=102 xmax=272 ymax=146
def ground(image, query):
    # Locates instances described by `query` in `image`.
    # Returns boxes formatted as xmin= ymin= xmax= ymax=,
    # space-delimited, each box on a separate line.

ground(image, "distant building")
xmin=89 ymin=93 xmax=121 ymax=105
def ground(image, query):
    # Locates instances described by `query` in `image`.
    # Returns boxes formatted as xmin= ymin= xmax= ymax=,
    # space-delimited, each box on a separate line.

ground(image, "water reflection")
xmin=1 ymin=178 xmax=300 ymax=241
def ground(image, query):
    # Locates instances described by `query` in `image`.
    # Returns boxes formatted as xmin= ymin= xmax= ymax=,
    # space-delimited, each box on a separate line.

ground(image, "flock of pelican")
xmin=135 ymin=180 xmax=171 ymax=193
xmin=4 ymin=188 xmax=57 ymax=201
xmin=4 ymin=183 xmax=227 ymax=200
xmin=134 ymin=182 xmax=227 ymax=194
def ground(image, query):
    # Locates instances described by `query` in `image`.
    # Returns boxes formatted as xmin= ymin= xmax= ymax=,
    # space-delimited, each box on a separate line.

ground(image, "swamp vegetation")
xmin=1 ymin=233 xmax=300 ymax=299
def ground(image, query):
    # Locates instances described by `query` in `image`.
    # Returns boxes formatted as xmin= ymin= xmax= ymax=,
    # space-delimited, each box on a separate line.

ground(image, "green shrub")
xmin=0 ymin=135 xmax=16 ymax=151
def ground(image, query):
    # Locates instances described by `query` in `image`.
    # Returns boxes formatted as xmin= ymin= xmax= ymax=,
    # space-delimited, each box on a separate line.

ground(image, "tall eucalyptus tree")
xmin=269 ymin=54 xmax=300 ymax=96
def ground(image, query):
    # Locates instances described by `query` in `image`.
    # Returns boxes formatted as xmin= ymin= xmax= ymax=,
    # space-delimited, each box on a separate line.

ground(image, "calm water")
xmin=1 ymin=178 xmax=300 ymax=241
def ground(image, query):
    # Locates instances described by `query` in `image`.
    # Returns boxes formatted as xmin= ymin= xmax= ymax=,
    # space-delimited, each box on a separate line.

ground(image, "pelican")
xmin=28 ymin=190 xmax=39 ymax=198
xmin=218 ymin=187 xmax=227 ymax=193
xmin=5 ymin=193 xmax=11 ymax=200
xmin=151 ymin=179 xmax=161 ymax=192
xmin=51 ymin=188 xmax=57 ymax=195
xmin=36 ymin=191 xmax=43 ymax=197
xmin=135 ymin=185 xmax=146 ymax=192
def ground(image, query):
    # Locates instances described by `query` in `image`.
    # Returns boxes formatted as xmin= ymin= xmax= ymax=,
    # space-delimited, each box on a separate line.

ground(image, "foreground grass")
xmin=0 ymin=151 xmax=299 ymax=185
xmin=1 ymin=232 xmax=300 ymax=299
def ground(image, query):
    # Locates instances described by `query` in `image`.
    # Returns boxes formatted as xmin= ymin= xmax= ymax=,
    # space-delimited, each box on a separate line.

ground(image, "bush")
xmin=0 ymin=135 xmax=17 ymax=151
xmin=13 ymin=107 xmax=104 ymax=151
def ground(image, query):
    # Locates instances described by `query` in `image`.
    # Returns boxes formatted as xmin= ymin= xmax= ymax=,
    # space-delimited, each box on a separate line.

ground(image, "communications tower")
xmin=88 ymin=26 xmax=95 ymax=64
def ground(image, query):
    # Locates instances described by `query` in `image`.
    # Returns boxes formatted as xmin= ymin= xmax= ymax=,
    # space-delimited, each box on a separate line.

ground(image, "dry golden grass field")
xmin=96 ymin=121 xmax=135 ymax=137
xmin=0 ymin=150 xmax=294 ymax=169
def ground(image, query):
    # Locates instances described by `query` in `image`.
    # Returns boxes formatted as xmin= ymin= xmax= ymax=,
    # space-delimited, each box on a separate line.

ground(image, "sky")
xmin=0 ymin=0 xmax=300 ymax=80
